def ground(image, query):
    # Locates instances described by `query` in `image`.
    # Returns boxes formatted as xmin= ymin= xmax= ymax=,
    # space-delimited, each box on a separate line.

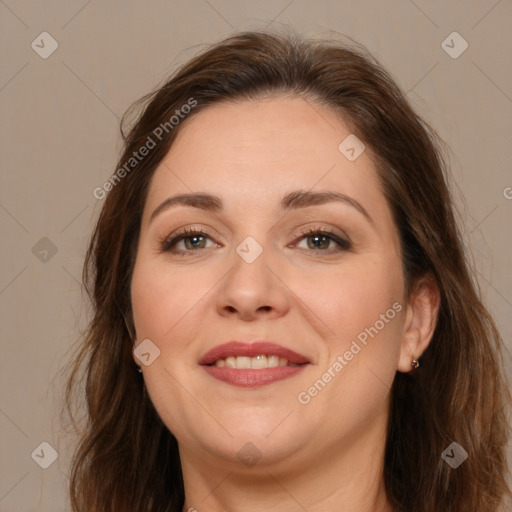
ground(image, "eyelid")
xmin=295 ymin=223 xmax=349 ymax=239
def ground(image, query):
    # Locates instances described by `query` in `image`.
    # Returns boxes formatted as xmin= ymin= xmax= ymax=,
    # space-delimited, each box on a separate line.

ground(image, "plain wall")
xmin=1 ymin=1 xmax=511 ymax=510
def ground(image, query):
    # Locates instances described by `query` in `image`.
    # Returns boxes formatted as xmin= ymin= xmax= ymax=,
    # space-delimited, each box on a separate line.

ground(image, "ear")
xmin=397 ymin=273 xmax=440 ymax=373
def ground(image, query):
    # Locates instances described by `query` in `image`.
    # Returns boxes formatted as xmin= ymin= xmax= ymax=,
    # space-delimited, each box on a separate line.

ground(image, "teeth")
xmin=268 ymin=355 xmax=279 ymax=367
xmin=213 ymin=355 xmax=297 ymax=369
xmin=251 ymin=355 xmax=267 ymax=369
xmin=235 ymin=356 xmax=251 ymax=369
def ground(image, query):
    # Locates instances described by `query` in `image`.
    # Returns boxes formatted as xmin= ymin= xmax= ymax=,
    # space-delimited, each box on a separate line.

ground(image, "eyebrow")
xmin=150 ymin=190 xmax=373 ymax=224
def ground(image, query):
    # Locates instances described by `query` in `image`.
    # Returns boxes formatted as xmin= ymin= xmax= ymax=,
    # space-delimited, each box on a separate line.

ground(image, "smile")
xmin=199 ymin=341 xmax=310 ymax=388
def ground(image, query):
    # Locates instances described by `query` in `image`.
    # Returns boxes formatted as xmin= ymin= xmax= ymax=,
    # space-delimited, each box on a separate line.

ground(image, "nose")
xmin=215 ymin=241 xmax=290 ymax=322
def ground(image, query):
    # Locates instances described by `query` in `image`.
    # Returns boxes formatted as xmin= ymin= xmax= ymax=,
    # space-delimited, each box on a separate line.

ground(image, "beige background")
xmin=1 ymin=1 xmax=511 ymax=510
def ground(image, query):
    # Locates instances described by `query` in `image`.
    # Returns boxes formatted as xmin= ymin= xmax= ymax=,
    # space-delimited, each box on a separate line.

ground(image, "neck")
xmin=179 ymin=409 xmax=394 ymax=512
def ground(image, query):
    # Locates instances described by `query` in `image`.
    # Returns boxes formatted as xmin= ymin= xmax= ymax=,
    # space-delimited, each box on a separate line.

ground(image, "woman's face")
xmin=131 ymin=95 xmax=409 ymax=470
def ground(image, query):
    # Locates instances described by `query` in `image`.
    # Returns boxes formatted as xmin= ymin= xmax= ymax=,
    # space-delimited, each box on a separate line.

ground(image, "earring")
xmin=135 ymin=365 xmax=142 ymax=373
xmin=411 ymin=358 xmax=420 ymax=369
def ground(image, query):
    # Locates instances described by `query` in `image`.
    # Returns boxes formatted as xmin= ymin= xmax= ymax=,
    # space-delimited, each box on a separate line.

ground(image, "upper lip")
xmin=199 ymin=341 xmax=310 ymax=366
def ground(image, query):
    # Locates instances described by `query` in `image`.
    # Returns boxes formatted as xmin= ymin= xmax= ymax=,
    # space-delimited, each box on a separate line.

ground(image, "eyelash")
xmin=159 ymin=226 xmax=351 ymax=256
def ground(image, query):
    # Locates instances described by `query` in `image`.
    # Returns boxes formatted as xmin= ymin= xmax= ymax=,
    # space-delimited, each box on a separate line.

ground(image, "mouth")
xmin=199 ymin=341 xmax=310 ymax=388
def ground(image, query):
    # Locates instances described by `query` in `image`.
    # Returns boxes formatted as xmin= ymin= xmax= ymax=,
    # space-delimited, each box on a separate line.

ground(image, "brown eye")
xmin=161 ymin=229 xmax=216 ymax=254
xmin=182 ymin=234 xmax=208 ymax=250
xmin=307 ymin=234 xmax=331 ymax=250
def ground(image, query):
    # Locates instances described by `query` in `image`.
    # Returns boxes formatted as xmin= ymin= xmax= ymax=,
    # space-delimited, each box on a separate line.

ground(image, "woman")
xmin=63 ymin=30 xmax=511 ymax=511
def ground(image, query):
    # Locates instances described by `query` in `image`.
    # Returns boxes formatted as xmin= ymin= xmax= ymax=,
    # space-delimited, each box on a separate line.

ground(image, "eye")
xmin=159 ymin=226 xmax=351 ymax=256
xmin=159 ymin=228 xmax=218 ymax=254
xmin=294 ymin=228 xmax=351 ymax=253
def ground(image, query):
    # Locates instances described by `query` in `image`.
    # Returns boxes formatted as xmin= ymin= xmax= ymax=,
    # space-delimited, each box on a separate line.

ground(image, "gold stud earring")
xmin=411 ymin=358 xmax=420 ymax=369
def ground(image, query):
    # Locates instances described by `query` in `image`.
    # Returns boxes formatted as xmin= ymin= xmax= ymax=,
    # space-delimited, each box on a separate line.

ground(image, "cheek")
xmin=291 ymin=254 xmax=405 ymax=416
xmin=131 ymin=258 xmax=211 ymax=342
xmin=292 ymin=254 xmax=404 ymax=346
xmin=293 ymin=261 xmax=404 ymax=432
xmin=326 ymin=260 xmax=403 ymax=392
xmin=130 ymin=260 xmax=213 ymax=441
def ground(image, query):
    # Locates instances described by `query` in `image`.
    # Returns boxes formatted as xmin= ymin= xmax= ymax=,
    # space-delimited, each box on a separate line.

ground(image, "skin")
xmin=130 ymin=95 xmax=439 ymax=512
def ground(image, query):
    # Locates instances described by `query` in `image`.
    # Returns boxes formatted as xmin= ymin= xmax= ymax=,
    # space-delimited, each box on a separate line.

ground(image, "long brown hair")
xmin=62 ymin=30 xmax=511 ymax=511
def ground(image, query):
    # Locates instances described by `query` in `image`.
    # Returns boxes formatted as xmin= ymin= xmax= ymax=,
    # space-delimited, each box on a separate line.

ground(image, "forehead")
xmin=143 ymin=95 xmax=390 ymax=225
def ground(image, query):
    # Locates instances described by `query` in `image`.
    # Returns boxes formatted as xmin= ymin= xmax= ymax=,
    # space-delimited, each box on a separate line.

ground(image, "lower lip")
xmin=202 ymin=364 xmax=308 ymax=388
